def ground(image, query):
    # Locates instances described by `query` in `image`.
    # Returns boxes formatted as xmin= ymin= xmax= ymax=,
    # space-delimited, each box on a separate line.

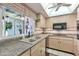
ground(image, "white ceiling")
xmin=25 ymin=3 xmax=48 ymax=17
xmin=24 ymin=3 xmax=78 ymax=17
xmin=41 ymin=3 xmax=79 ymax=17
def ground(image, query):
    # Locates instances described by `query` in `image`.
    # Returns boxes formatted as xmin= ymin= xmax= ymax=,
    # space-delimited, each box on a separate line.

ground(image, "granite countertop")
xmin=20 ymin=34 xmax=49 ymax=45
xmin=0 ymin=34 xmax=49 ymax=56
xmin=48 ymin=33 xmax=76 ymax=39
xmin=0 ymin=40 xmax=32 ymax=56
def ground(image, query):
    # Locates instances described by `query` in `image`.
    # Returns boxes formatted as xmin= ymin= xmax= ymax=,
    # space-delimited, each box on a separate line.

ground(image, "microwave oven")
xmin=53 ymin=23 xmax=67 ymax=30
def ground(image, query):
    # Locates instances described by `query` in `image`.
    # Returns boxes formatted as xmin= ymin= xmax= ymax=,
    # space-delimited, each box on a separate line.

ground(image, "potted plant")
xmin=5 ymin=21 xmax=12 ymax=30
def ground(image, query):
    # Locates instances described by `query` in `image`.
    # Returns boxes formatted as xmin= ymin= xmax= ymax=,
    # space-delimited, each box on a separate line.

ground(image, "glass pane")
xmin=0 ymin=7 xmax=4 ymax=37
xmin=3 ymin=7 xmax=24 ymax=36
xmin=41 ymin=3 xmax=78 ymax=17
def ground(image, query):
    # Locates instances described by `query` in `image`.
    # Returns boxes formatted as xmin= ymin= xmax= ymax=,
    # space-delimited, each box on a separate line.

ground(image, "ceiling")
xmin=24 ymin=3 xmax=48 ymax=17
xmin=41 ymin=3 xmax=79 ymax=17
xmin=24 ymin=3 xmax=79 ymax=17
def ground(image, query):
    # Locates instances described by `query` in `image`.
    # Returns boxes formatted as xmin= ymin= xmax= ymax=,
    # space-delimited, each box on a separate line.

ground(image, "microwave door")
xmin=53 ymin=23 xmax=67 ymax=30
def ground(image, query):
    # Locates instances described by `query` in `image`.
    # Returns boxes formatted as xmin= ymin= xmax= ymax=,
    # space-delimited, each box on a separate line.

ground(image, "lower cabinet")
xmin=21 ymin=49 xmax=30 ymax=56
xmin=47 ymin=38 xmax=60 ymax=49
xmin=21 ymin=39 xmax=46 ymax=56
xmin=31 ymin=39 xmax=46 ymax=56
xmin=76 ymin=40 xmax=79 ymax=55
xmin=60 ymin=39 xmax=74 ymax=53
xmin=47 ymin=37 xmax=74 ymax=53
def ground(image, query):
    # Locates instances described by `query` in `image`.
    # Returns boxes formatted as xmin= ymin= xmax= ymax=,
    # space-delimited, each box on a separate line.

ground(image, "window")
xmin=41 ymin=3 xmax=78 ymax=17
xmin=3 ymin=7 xmax=24 ymax=36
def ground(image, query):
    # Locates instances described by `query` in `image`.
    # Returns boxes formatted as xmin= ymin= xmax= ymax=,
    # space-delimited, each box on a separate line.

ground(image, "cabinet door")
xmin=40 ymin=39 xmax=46 ymax=56
xmin=60 ymin=39 xmax=74 ymax=53
xmin=31 ymin=42 xmax=41 ymax=56
xmin=76 ymin=40 xmax=79 ymax=55
xmin=21 ymin=50 xmax=30 ymax=56
xmin=48 ymin=38 xmax=60 ymax=49
xmin=31 ymin=39 xmax=46 ymax=56
xmin=48 ymin=37 xmax=74 ymax=53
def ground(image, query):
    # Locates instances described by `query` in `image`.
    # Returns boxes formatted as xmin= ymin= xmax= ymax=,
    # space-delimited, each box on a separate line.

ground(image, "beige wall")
xmin=75 ymin=7 xmax=79 ymax=55
xmin=24 ymin=6 xmax=36 ymax=20
xmin=40 ymin=14 xmax=46 ymax=28
xmin=46 ymin=13 xmax=77 ymax=31
xmin=37 ymin=14 xmax=45 ymax=28
xmin=34 ymin=14 xmax=46 ymax=34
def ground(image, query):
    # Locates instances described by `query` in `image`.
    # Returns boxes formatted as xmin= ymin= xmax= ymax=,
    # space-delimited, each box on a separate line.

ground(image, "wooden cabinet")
xmin=31 ymin=43 xmax=41 ymax=56
xmin=31 ymin=39 xmax=46 ymax=56
xmin=21 ymin=39 xmax=46 ymax=56
xmin=59 ymin=39 xmax=74 ymax=52
xmin=40 ymin=39 xmax=46 ymax=56
xmin=21 ymin=50 xmax=30 ymax=56
xmin=47 ymin=38 xmax=60 ymax=49
xmin=47 ymin=36 xmax=74 ymax=53
xmin=76 ymin=40 xmax=79 ymax=55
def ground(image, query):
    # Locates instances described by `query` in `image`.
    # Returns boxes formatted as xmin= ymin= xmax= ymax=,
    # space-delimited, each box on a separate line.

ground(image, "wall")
xmin=46 ymin=13 xmax=77 ymax=55
xmin=45 ymin=13 xmax=77 ymax=34
xmin=24 ymin=5 xmax=36 ymax=20
xmin=76 ymin=7 xmax=79 ymax=55
xmin=36 ymin=14 xmax=46 ymax=28
xmin=34 ymin=14 xmax=46 ymax=34
xmin=40 ymin=14 xmax=46 ymax=28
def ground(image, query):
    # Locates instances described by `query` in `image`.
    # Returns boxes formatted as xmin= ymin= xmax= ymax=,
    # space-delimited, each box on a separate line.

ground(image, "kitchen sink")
xmin=20 ymin=35 xmax=41 ymax=44
xmin=29 ymin=39 xmax=36 ymax=42
xmin=28 ymin=36 xmax=41 ymax=42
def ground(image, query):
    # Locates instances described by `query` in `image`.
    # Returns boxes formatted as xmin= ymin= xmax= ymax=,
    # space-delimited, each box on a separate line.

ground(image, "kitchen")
xmin=0 ymin=3 xmax=79 ymax=56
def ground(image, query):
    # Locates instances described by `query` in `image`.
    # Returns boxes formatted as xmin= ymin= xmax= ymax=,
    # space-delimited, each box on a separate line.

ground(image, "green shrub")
xmin=5 ymin=22 xmax=12 ymax=30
